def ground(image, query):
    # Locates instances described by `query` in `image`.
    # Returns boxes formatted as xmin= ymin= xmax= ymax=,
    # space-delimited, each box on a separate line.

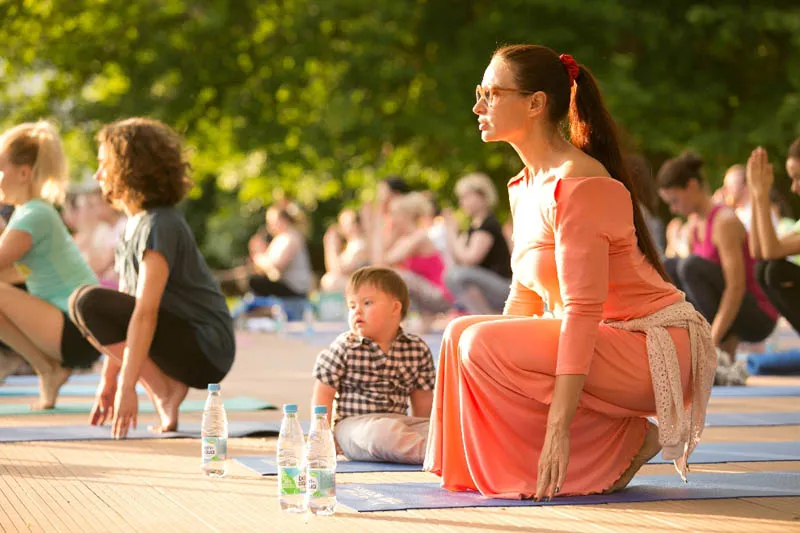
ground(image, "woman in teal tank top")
xmin=0 ymin=121 xmax=100 ymax=408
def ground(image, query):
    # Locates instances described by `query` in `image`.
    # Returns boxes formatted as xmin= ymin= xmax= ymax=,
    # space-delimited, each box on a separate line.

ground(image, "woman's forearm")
xmin=753 ymin=193 xmax=783 ymax=259
xmin=711 ymin=285 xmax=745 ymax=344
xmin=101 ymin=356 xmax=122 ymax=384
xmin=119 ymin=309 xmax=158 ymax=391
xmin=547 ymin=374 xmax=586 ymax=431
xmin=748 ymin=205 xmax=763 ymax=259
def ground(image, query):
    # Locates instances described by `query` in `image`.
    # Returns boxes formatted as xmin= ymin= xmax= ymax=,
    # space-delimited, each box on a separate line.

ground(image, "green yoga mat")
xmin=0 ymin=385 xmax=145 ymax=397
xmin=0 ymin=396 xmax=275 ymax=416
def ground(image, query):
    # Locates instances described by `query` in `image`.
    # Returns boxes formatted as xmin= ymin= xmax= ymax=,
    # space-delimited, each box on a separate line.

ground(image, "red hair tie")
xmin=559 ymin=54 xmax=580 ymax=84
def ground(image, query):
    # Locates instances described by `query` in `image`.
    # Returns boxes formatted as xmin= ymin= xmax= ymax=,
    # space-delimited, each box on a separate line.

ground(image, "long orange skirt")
xmin=424 ymin=315 xmax=691 ymax=498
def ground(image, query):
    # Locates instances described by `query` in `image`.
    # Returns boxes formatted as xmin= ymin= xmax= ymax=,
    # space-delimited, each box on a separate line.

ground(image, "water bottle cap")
xmin=207 ymin=383 xmax=221 ymax=392
xmin=313 ymin=405 xmax=327 ymax=415
xmin=283 ymin=403 xmax=298 ymax=414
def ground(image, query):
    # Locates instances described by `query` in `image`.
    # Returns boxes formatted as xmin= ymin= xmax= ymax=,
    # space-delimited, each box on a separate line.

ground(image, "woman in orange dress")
xmin=424 ymin=45 xmax=716 ymax=500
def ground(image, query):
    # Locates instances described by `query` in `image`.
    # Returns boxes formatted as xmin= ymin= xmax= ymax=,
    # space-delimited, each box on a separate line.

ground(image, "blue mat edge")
xmin=335 ymin=471 xmax=800 ymax=512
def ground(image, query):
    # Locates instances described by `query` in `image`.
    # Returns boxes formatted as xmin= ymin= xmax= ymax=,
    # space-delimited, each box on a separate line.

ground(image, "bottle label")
xmin=279 ymin=466 xmax=306 ymax=495
xmin=306 ymin=469 xmax=335 ymax=499
xmin=202 ymin=437 xmax=227 ymax=463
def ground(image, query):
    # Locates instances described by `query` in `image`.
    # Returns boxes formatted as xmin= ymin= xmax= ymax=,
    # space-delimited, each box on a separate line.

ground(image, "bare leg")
xmin=0 ymin=285 xmax=73 ymax=409
xmin=605 ymin=422 xmax=661 ymax=493
xmin=103 ymin=342 xmax=189 ymax=431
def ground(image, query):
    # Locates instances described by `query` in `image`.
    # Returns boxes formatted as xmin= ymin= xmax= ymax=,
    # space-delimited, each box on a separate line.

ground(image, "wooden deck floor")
xmin=0 ymin=330 xmax=798 ymax=532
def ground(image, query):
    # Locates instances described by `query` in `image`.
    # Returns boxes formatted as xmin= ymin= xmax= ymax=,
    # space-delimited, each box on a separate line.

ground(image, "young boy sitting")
xmin=311 ymin=266 xmax=435 ymax=464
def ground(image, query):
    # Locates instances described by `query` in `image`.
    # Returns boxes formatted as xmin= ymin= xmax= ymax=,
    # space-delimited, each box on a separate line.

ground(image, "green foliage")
xmin=1 ymin=1 xmax=799 ymax=266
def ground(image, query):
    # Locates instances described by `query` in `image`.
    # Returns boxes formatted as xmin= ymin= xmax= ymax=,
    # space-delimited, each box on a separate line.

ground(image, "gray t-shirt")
xmin=115 ymin=207 xmax=235 ymax=372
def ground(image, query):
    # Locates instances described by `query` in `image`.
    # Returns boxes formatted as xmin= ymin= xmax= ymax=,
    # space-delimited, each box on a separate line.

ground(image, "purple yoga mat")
xmin=336 ymin=471 xmax=800 ymax=512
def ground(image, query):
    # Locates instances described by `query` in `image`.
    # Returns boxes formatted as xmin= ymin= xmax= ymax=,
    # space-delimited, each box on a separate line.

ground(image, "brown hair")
xmin=347 ymin=266 xmax=411 ymax=319
xmin=0 ymin=120 xmax=68 ymax=204
xmin=96 ymin=117 xmax=192 ymax=210
xmin=493 ymin=44 xmax=669 ymax=282
xmin=656 ymin=151 xmax=705 ymax=190
xmin=789 ymin=138 xmax=800 ymax=160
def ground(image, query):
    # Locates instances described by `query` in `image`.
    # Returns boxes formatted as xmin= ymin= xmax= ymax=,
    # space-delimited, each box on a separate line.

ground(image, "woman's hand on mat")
xmin=535 ymin=425 xmax=570 ymax=501
xmin=89 ymin=381 xmax=117 ymax=426
xmin=112 ymin=387 xmax=138 ymax=439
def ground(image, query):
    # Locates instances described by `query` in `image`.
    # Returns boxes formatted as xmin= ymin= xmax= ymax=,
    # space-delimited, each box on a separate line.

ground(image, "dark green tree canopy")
xmin=1 ymin=1 xmax=798 ymax=266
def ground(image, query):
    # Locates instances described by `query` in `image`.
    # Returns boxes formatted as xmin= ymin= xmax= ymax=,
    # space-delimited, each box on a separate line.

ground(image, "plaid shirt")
xmin=312 ymin=328 xmax=436 ymax=423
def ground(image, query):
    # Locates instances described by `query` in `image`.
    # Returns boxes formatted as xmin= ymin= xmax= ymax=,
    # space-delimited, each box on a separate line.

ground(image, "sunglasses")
xmin=475 ymin=84 xmax=532 ymax=105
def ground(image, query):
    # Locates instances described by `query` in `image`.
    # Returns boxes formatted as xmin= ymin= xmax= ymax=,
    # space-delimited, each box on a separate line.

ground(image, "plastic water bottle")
xmin=305 ymin=405 xmax=337 ymax=516
xmin=277 ymin=403 xmax=306 ymax=513
xmin=271 ymin=304 xmax=287 ymax=334
xmin=201 ymin=383 xmax=228 ymax=478
xmin=303 ymin=304 xmax=315 ymax=336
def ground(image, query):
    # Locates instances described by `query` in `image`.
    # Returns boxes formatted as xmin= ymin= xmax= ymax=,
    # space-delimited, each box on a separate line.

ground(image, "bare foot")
xmin=605 ymin=422 xmax=662 ymax=494
xmin=32 ymin=365 xmax=72 ymax=410
xmin=150 ymin=381 xmax=189 ymax=433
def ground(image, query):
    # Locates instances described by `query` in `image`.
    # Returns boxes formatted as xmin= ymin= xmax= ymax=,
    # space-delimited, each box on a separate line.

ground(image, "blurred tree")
xmin=0 ymin=0 xmax=798 ymax=267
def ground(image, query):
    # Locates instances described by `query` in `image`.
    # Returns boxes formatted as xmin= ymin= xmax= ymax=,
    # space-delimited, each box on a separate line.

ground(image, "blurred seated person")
xmin=70 ymin=187 xmax=118 ymax=289
xmin=320 ymin=208 xmax=368 ymax=292
xmin=657 ymin=151 xmax=778 ymax=357
xmin=443 ymin=173 xmax=511 ymax=314
xmin=247 ymin=204 xmax=313 ymax=299
xmin=421 ymin=191 xmax=448 ymax=257
xmin=365 ymin=192 xmax=452 ymax=330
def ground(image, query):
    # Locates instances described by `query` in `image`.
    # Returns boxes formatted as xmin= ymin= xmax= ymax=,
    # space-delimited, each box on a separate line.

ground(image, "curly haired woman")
xmin=69 ymin=118 xmax=235 ymax=438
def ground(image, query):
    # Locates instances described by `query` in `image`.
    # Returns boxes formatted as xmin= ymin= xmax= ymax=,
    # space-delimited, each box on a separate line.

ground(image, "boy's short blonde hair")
xmin=347 ymin=266 xmax=411 ymax=319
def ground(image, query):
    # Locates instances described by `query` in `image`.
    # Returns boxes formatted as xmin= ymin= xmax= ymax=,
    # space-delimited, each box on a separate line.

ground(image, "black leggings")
xmin=68 ymin=286 xmax=226 ymax=388
xmin=248 ymin=275 xmax=306 ymax=298
xmin=756 ymin=259 xmax=800 ymax=336
xmin=665 ymin=255 xmax=776 ymax=343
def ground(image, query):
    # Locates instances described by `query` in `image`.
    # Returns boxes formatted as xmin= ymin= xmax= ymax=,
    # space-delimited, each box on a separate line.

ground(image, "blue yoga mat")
xmin=0 ymin=385 xmax=145 ymax=397
xmin=236 ymin=441 xmax=800 ymax=476
xmin=649 ymin=441 xmax=800 ymax=464
xmin=704 ymin=411 xmax=800 ymax=427
xmin=336 ymin=471 xmax=800 ymax=512
xmin=747 ymin=349 xmax=800 ymax=376
xmin=711 ymin=386 xmax=800 ymax=397
xmin=0 ymin=420 xmax=282 ymax=442
xmin=235 ymin=455 xmax=421 ymax=476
